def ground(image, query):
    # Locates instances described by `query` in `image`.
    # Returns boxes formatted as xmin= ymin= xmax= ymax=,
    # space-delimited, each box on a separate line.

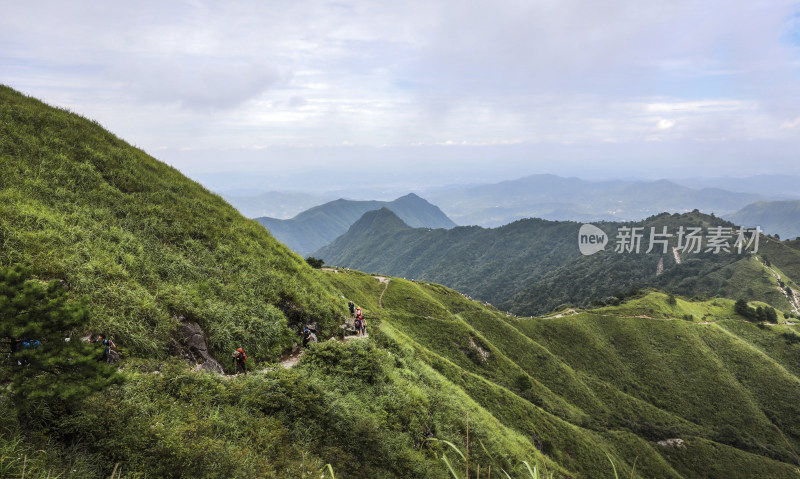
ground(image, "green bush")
xmin=302 ymin=339 xmax=391 ymax=385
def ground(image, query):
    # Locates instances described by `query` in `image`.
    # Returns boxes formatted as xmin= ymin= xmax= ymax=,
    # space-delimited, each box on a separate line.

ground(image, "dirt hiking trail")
xmin=373 ymin=276 xmax=390 ymax=308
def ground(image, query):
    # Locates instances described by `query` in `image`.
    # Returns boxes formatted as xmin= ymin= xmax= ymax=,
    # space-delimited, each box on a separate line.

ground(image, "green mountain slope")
xmin=0 ymin=84 xmax=576 ymax=479
xmin=0 ymin=84 xmax=343 ymax=361
xmin=727 ymin=200 xmax=800 ymax=240
xmin=321 ymin=270 xmax=800 ymax=478
xmin=316 ymin=209 xmax=795 ymax=315
xmin=516 ymin=229 xmax=800 ymax=317
xmin=4 ymin=85 xmax=800 ymax=479
xmin=0 ymin=85 xmax=556 ymax=478
xmin=256 ymin=193 xmax=456 ymax=255
xmin=315 ymin=208 xmax=583 ymax=306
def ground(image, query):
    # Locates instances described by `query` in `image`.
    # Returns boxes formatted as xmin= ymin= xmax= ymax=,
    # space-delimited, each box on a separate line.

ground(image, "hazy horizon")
xmin=4 ymin=1 xmax=800 ymax=193
xmin=207 ymin=169 xmax=800 ymax=201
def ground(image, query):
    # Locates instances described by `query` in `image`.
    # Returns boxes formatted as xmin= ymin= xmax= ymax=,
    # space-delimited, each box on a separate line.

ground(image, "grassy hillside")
xmin=4 ymin=85 xmax=800 ymax=479
xmin=256 ymin=193 xmax=456 ymax=255
xmin=0 ymin=85 xmax=559 ymax=478
xmin=0 ymin=84 xmax=344 ymax=362
xmin=318 ymin=270 xmax=800 ymax=478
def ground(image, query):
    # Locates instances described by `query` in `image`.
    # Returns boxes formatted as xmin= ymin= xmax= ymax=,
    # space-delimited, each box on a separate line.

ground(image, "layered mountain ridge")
xmin=317 ymin=208 xmax=800 ymax=316
xmin=256 ymin=193 xmax=456 ymax=255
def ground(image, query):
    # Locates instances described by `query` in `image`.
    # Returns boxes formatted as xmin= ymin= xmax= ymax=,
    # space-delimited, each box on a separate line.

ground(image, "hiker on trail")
xmin=302 ymin=328 xmax=313 ymax=348
xmin=233 ymin=348 xmax=247 ymax=375
xmin=91 ymin=335 xmax=115 ymax=363
xmin=348 ymin=300 xmax=355 ymax=317
xmin=354 ymin=314 xmax=366 ymax=336
xmin=356 ymin=307 xmax=362 ymax=318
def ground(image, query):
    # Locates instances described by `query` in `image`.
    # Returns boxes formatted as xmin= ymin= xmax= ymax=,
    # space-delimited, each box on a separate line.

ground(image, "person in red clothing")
xmin=233 ymin=348 xmax=247 ymax=375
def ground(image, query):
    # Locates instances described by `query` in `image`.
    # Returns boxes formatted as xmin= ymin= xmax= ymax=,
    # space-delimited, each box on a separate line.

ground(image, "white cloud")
xmin=656 ymin=119 xmax=676 ymax=130
xmin=781 ymin=117 xmax=800 ymax=129
xmin=1 ymin=0 xmax=799 ymax=182
xmin=644 ymin=100 xmax=755 ymax=114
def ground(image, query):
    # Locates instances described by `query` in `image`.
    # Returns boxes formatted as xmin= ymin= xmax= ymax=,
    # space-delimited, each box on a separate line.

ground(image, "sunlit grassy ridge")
xmin=762 ymin=237 xmax=800 ymax=282
xmin=0 ymin=85 xmax=344 ymax=361
xmin=341 ymin=272 xmax=800 ymax=478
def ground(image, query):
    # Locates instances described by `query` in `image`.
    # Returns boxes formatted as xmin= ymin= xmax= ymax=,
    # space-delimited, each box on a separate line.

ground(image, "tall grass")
xmin=428 ymin=436 xmax=555 ymax=479
xmin=0 ymin=84 xmax=348 ymax=365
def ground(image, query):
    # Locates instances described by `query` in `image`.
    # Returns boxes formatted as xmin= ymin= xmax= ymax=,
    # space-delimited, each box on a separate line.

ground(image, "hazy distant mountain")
xmin=727 ymin=200 xmax=800 ymax=240
xmin=256 ymin=193 xmax=456 ymax=256
xmin=673 ymin=175 xmax=800 ymax=198
xmin=222 ymin=191 xmax=335 ymax=219
xmin=317 ymin=208 xmax=800 ymax=315
xmin=423 ymin=174 xmax=762 ymax=227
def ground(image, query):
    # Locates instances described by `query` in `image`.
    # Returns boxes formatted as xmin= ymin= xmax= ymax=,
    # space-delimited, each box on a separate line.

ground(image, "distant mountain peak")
xmin=356 ymin=207 xmax=411 ymax=230
xmin=392 ymin=192 xmax=438 ymax=206
xmin=399 ymin=192 xmax=421 ymax=198
xmin=255 ymin=192 xmax=455 ymax=255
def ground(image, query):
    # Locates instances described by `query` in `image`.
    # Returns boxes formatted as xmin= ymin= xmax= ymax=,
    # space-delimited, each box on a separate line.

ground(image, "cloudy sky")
xmin=3 ymin=1 xmax=800 ymax=194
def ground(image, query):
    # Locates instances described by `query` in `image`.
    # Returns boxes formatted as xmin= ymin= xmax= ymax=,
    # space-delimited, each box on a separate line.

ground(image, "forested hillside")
xmin=317 ymin=208 xmax=800 ymax=316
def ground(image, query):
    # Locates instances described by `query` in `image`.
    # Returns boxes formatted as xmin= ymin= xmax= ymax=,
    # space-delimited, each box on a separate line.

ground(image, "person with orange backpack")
xmin=233 ymin=348 xmax=247 ymax=375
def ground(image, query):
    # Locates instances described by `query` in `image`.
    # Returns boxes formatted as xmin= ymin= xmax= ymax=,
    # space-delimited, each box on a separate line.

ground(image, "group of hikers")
xmin=5 ymin=334 xmax=116 ymax=366
xmin=230 ymin=299 xmax=368 ymax=375
xmin=9 ymin=298 xmax=369 ymax=377
xmin=348 ymin=300 xmax=367 ymax=336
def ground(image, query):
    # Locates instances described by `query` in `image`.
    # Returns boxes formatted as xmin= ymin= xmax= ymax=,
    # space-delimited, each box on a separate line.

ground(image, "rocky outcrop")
xmin=106 ymin=349 xmax=121 ymax=364
xmin=468 ymin=336 xmax=491 ymax=362
xmin=656 ymin=438 xmax=686 ymax=448
xmin=169 ymin=320 xmax=224 ymax=374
